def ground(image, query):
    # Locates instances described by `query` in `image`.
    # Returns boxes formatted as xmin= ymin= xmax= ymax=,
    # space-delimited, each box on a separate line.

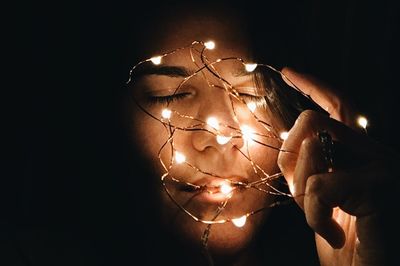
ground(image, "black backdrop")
xmin=4 ymin=0 xmax=399 ymax=265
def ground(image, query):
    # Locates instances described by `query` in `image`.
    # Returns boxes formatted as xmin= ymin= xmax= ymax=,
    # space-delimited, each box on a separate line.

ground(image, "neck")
xmin=210 ymin=243 xmax=262 ymax=266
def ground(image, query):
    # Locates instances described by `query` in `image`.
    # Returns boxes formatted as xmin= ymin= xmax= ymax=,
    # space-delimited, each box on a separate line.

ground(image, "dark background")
xmin=4 ymin=0 xmax=399 ymax=265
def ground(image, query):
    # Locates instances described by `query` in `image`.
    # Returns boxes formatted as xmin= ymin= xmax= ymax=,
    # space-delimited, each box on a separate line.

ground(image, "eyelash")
xmin=147 ymin=93 xmax=265 ymax=105
xmin=147 ymin=92 xmax=192 ymax=105
xmin=239 ymin=93 xmax=265 ymax=103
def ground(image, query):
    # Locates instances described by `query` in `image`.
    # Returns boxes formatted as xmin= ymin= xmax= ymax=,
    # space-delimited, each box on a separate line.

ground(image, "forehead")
xmin=145 ymin=15 xmax=253 ymax=62
xmin=159 ymin=52 xmax=253 ymax=84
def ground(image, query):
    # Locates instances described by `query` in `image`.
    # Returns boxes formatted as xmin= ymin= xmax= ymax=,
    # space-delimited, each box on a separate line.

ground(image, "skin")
xmin=128 ymin=14 xmax=282 ymax=264
xmin=279 ymin=68 xmax=398 ymax=265
xmin=126 ymin=8 xmax=398 ymax=266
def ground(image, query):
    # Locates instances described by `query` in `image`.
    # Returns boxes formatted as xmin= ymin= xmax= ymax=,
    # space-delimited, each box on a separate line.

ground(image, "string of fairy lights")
xmin=126 ymin=40 xmax=368 ymax=262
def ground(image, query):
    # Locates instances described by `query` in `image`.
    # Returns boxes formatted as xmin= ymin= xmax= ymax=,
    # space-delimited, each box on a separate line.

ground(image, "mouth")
xmin=177 ymin=177 xmax=247 ymax=203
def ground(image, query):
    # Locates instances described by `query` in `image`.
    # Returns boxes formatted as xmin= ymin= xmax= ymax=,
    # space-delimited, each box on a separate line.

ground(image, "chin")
xmin=167 ymin=206 xmax=269 ymax=257
xmin=207 ymin=214 xmax=267 ymax=255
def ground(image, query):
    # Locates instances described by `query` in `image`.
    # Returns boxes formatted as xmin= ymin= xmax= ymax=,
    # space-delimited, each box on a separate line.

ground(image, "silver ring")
xmin=317 ymin=130 xmax=334 ymax=173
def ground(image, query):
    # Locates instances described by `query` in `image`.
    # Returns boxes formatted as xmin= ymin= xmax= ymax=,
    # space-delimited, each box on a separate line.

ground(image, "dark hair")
xmin=254 ymin=67 xmax=328 ymax=132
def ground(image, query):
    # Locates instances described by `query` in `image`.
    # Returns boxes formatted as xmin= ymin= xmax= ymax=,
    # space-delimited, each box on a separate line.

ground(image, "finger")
xmin=292 ymin=136 xmax=327 ymax=210
xmin=281 ymin=67 xmax=359 ymax=129
xmin=278 ymin=110 xmax=367 ymax=187
xmin=304 ymin=173 xmax=351 ymax=249
xmin=315 ymin=211 xmax=357 ymax=265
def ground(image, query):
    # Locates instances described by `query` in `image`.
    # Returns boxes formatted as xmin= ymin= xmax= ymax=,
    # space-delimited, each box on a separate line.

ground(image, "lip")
xmin=179 ymin=176 xmax=247 ymax=203
xmin=194 ymin=189 xmax=233 ymax=203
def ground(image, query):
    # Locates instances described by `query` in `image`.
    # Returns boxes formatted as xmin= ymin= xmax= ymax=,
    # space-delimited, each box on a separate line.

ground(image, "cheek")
xmin=131 ymin=113 xmax=170 ymax=163
xmin=241 ymin=113 xmax=282 ymax=174
xmin=250 ymin=144 xmax=280 ymax=173
xmin=131 ymin=112 xmax=194 ymax=175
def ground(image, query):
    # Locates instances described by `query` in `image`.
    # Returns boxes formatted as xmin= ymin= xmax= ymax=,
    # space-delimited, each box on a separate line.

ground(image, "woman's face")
xmin=128 ymin=15 xmax=285 ymax=255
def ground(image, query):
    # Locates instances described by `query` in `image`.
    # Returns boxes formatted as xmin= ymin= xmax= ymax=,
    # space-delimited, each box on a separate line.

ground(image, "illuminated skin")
xmin=127 ymin=8 xmax=397 ymax=266
xmin=129 ymin=17 xmax=283 ymax=257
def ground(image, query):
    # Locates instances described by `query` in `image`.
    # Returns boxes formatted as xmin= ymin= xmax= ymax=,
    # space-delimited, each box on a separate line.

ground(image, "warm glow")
xmin=206 ymin=117 xmax=219 ymax=130
xmin=204 ymin=40 xmax=215 ymax=50
xmin=150 ymin=56 xmax=162 ymax=65
xmin=247 ymin=102 xmax=257 ymax=112
xmin=280 ymin=131 xmax=289 ymax=140
xmin=232 ymin=215 xmax=247 ymax=227
xmin=240 ymin=125 xmax=255 ymax=141
xmin=174 ymin=151 xmax=186 ymax=164
xmin=126 ymin=40 xmax=307 ymax=229
xmin=216 ymin=135 xmax=232 ymax=145
xmin=244 ymin=63 xmax=257 ymax=72
xmin=357 ymin=116 xmax=368 ymax=129
xmin=220 ymin=183 xmax=233 ymax=194
xmin=161 ymin=108 xmax=172 ymax=119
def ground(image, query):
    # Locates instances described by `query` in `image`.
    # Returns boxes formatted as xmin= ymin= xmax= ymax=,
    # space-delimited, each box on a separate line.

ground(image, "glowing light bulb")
xmin=240 ymin=125 xmax=255 ymax=141
xmin=150 ymin=56 xmax=162 ymax=65
xmin=174 ymin=151 xmax=186 ymax=164
xmin=206 ymin=117 xmax=219 ymax=130
xmin=357 ymin=116 xmax=368 ymax=129
xmin=232 ymin=215 xmax=247 ymax=227
xmin=204 ymin=41 xmax=215 ymax=50
xmin=247 ymin=102 xmax=257 ymax=112
xmin=280 ymin=131 xmax=289 ymax=140
xmin=244 ymin=63 xmax=257 ymax=72
xmin=161 ymin=108 xmax=172 ymax=119
xmin=220 ymin=182 xmax=233 ymax=194
xmin=216 ymin=135 xmax=232 ymax=145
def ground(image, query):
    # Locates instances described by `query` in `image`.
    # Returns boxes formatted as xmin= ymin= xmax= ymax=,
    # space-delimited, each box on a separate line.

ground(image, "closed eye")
xmin=147 ymin=92 xmax=192 ymax=105
xmin=238 ymin=93 xmax=265 ymax=102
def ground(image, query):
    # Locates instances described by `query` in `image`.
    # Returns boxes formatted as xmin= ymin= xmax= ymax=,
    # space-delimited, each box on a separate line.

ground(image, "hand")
xmin=277 ymin=67 xmax=398 ymax=265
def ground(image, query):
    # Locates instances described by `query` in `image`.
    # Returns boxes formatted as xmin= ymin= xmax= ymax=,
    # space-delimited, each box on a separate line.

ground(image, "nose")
xmin=191 ymin=89 xmax=244 ymax=153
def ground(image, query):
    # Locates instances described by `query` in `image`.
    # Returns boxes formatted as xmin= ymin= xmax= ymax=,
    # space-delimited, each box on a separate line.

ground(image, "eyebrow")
xmin=134 ymin=62 xmax=256 ymax=77
xmin=134 ymin=65 xmax=193 ymax=78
